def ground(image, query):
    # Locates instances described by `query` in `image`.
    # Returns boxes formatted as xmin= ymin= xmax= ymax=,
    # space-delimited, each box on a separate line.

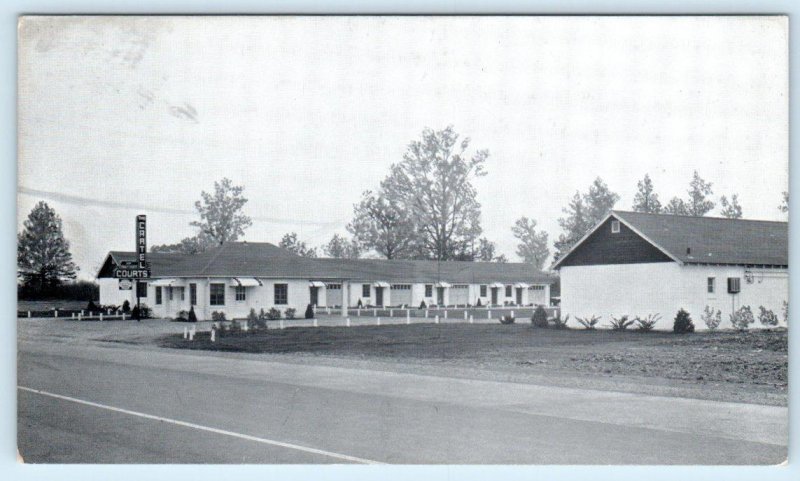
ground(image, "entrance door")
xmin=491 ymin=288 xmax=498 ymax=305
xmin=436 ymin=287 xmax=445 ymax=305
xmin=310 ymin=286 xmax=319 ymax=306
xmin=516 ymin=287 xmax=523 ymax=305
xmin=375 ymin=287 xmax=384 ymax=307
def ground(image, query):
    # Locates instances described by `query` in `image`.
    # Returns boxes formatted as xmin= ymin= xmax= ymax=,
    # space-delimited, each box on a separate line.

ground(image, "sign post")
xmin=113 ymin=215 xmax=150 ymax=321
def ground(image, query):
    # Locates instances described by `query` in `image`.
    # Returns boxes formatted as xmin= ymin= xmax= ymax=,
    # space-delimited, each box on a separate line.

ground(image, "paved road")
xmin=17 ymin=324 xmax=787 ymax=464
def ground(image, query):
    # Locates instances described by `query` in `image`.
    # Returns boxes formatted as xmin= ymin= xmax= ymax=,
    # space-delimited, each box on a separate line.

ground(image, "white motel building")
xmin=554 ymin=211 xmax=789 ymax=330
xmin=97 ymin=242 xmax=556 ymax=320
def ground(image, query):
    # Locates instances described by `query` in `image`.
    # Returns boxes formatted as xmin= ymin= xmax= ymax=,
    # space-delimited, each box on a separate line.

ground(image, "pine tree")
xmin=511 ymin=217 xmax=550 ymax=269
xmin=632 ymin=174 xmax=662 ymax=213
xmin=719 ymin=194 xmax=743 ymax=219
xmin=686 ymin=171 xmax=715 ymax=216
xmin=18 ymin=201 xmax=78 ymax=295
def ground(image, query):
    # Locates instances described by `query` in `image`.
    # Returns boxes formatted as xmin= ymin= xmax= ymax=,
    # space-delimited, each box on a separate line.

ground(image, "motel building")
xmin=553 ymin=211 xmax=789 ymax=330
xmin=97 ymin=242 xmax=556 ymax=320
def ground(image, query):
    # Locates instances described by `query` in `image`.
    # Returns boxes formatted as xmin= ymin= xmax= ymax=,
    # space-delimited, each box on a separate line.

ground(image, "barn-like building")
xmin=553 ymin=211 xmax=789 ymax=329
xmin=97 ymin=242 xmax=555 ymax=320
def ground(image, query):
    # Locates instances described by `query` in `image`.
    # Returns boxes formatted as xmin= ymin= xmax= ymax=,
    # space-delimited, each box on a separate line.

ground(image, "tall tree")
xmin=779 ymin=191 xmax=789 ymax=214
xmin=322 ymin=233 xmax=361 ymax=259
xmin=632 ymin=174 xmax=662 ymax=214
xmin=474 ymin=237 xmax=508 ymax=262
xmin=663 ymin=197 xmax=689 ymax=215
xmin=151 ymin=231 xmax=214 ymax=254
xmin=278 ymin=232 xmax=317 ymax=257
xmin=686 ymin=171 xmax=715 ymax=216
xmin=511 ymin=217 xmax=550 ymax=270
xmin=719 ymin=194 xmax=743 ymax=219
xmin=190 ymin=178 xmax=252 ymax=246
xmin=381 ymin=126 xmax=488 ymax=261
xmin=347 ymin=190 xmax=416 ymax=259
xmin=17 ymin=201 xmax=78 ymax=295
xmin=554 ymin=178 xmax=619 ymax=261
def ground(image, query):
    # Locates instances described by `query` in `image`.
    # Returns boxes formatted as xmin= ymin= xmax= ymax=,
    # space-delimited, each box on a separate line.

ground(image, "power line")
xmin=18 ymin=186 xmax=341 ymax=227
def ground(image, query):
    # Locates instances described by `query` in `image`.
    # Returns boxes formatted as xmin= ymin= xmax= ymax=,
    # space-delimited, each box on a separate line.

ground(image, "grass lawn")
xmin=161 ymin=323 xmax=787 ymax=403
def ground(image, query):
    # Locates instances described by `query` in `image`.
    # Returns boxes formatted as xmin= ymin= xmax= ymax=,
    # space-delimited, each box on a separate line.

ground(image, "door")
xmin=450 ymin=285 xmax=469 ymax=306
xmin=516 ymin=287 xmax=523 ymax=305
xmin=436 ymin=287 xmax=445 ymax=305
xmin=491 ymin=288 xmax=498 ymax=305
xmin=375 ymin=287 xmax=384 ymax=307
xmin=326 ymin=284 xmax=342 ymax=307
xmin=310 ymin=286 xmax=319 ymax=306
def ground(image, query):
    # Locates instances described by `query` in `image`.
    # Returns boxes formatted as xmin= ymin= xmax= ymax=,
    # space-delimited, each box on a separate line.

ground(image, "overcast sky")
xmin=18 ymin=16 xmax=788 ymax=278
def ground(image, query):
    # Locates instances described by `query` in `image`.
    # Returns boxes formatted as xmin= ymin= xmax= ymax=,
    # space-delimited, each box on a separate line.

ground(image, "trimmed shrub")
xmin=419 ymin=300 xmax=427 ymax=309
xmin=701 ymin=306 xmax=722 ymax=331
xmin=285 ymin=307 xmax=297 ymax=320
xmin=247 ymin=308 xmax=258 ymax=329
xmin=131 ymin=304 xmax=152 ymax=319
xmin=635 ymin=314 xmax=660 ymax=332
xmin=255 ymin=308 xmax=268 ymax=328
xmin=531 ymin=305 xmax=549 ymax=328
xmin=188 ymin=305 xmax=198 ymax=322
xmin=476 ymin=298 xmax=482 ymax=307
xmin=122 ymin=300 xmax=131 ymax=313
xmin=609 ymin=315 xmax=635 ymax=331
xmin=758 ymin=306 xmax=779 ymax=327
xmin=229 ymin=319 xmax=241 ymax=333
xmin=211 ymin=311 xmax=227 ymax=322
xmin=176 ymin=310 xmax=189 ymax=321
xmin=673 ymin=309 xmax=695 ymax=334
xmin=305 ymin=304 xmax=315 ymax=319
xmin=357 ymin=299 xmax=363 ymax=308
xmin=551 ymin=314 xmax=570 ymax=330
xmin=576 ymin=315 xmax=601 ymax=330
xmin=267 ymin=307 xmax=282 ymax=320
xmin=87 ymin=300 xmax=98 ymax=312
xmin=730 ymin=305 xmax=754 ymax=331
xmin=499 ymin=314 xmax=515 ymax=324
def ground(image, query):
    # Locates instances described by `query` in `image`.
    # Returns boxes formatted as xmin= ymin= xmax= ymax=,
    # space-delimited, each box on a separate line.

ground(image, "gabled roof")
xmin=553 ymin=210 xmax=788 ymax=269
xmin=97 ymin=242 xmax=556 ymax=284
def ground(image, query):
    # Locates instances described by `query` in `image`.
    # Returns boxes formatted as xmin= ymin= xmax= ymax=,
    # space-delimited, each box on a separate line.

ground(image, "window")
xmin=235 ymin=285 xmax=246 ymax=301
xmin=190 ymin=283 xmax=197 ymax=305
xmin=611 ymin=220 xmax=621 ymax=233
xmin=210 ymin=283 xmax=225 ymax=305
xmin=727 ymin=277 xmax=741 ymax=294
xmin=425 ymin=284 xmax=433 ymax=297
xmin=480 ymin=285 xmax=487 ymax=297
xmin=391 ymin=284 xmax=411 ymax=290
xmin=136 ymin=281 xmax=147 ymax=298
xmin=274 ymin=283 xmax=288 ymax=305
xmin=505 ymin=285 xmax=512 ymax=297
xmin=707 ymin=277 xmax=715 ymax=294
xmin=179 ymin=287 xmax=185 ymax=301
xmin=326 ymin=283 xmax=341 ymax=290
xmin=155 ymin=286 xmax=162 ymax=305
xmin=529 ymin=285 xmax=545 ymax=291
xmin=168 ymin=286 xmax=173 ymax=301
xmin=362 ymin=284 xmax=371 ymax=297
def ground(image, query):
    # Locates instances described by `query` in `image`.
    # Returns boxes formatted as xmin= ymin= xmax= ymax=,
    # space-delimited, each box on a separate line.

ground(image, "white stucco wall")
xmin=98 ymin=278 xmax=137 ymax=307
xmin=560 ymin=263 xmax=788 ymax=330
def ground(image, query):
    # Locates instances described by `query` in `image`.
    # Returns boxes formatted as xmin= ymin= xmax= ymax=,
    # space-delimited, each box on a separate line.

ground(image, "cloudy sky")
xmin=18 ymin=16 xmax=788 ymax=278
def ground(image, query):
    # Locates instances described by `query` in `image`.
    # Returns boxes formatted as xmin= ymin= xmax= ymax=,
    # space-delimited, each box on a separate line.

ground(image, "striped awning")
xmin=514 ymin=283 xmax=530 ymax=288
xmin=229 ymin=277 xmax=262 ymax=287
xmin=489 ymin=282 xmax=505 ymax=288
xmin=373 ymin=281 xmax=390 ymax=288
xmin=309 ymin=281 xmax=326 ymax=287
xmin=434 ymin=281 xmax=452 ymax=288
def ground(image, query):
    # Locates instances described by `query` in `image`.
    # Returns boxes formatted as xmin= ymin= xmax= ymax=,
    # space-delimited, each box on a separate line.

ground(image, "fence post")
xmin=183 ymin=327 xmax=188 ymax=339
xmin=54 ymin=309 xmax=58 ymax=318
xmin=511 ymin=310 xmax=515 ymax=319
xmin=211 ymin=329 xmax=216 ymax=342
xmin=373 ymin=308 xmax=377 ymax=316
xmin=122 ymin=313 xmax=126 ymax=321
xmin=99 ymin=313 xmax=103 ymax=321
xmin=469 ymin=315 xmax=474 ymax=324
xmin=313 ymin=319 xmax=318 ymax=328
xmin=27 ymin=311 xmax=31 ymax=318
xmin=72 ymin=313 xmax=75 ymax=320
xmin=464 ymin=311 xmax=468 ymax=320
xmin=435 ymin=315 xmax=439 ymax=324
xmin=358 ymin=308 xmax=361 ymax=317
xmin=377 ymin=317 xmax=381 ymax=326
xmin=78 ymin=313 xmax=82 ymax=321
xmin=488 ymin=310 xmax=491 ymax=320
xmin=389 ymin=309 xmax=393 ymax=317
xmin=406 ymin=311 xmax=411 ymax=324
xmin=425 ymin=309 xmax=428 ymax=318
xmin=280 ymin=319 xmax=285 ymax=329
xmin=346 ymin=317 xmax=351 ymax=327
xmin=81 ymin=310 xmax=84 ymax=316
xmin=444 ymin=310 xmax=447 ymax=320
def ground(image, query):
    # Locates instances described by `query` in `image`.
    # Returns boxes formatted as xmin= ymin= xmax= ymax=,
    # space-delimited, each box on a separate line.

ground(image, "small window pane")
xmin=235 ymin=286 xmax=246 ymax=301
xmin=275 ymin=284 xmax=288 ymax=305
xmin=190 ymin=283 xmax=197 ymax=305
xmin=210 ymin=283 xmax=225 ymax=306
xmin=136 ymin=281 xmax=148 ymax=298
xmin=155 ymin=286 xmax=162 ymax=305
xmin=480 ymin=285 xmax=487 ymax=297
xmin=611 ymin=220 xmax=621 ymax=233
xmin=505 ymin=285 xmax=512 ymax=297
xmin=425 ymin=284 xmax=433 ymax=297
xmin=362 ymin=284 xmax=371 ymax=297
xmin=707 ymin=277 xmax=715 ymax=294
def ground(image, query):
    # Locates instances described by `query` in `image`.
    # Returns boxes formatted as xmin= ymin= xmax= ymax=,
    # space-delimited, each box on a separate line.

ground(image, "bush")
xmin=285 ymin=308 xmax=297 ymax=320
xmin=673 ymin=309 xmax=695 ymax=334
xmin=267 ymin=307 xmax=282 ymax=320
xmin=635 ymin=314 xmax=660 ymax=332
xmin=254 ymin=308 xmax=268 ymax=328
xmin=729 ymin=305 xmax=754 ymax=331
xmin=357 ymin=299 xmax=363 ymax=308
xmin=576 ymin=315 xmax=601 ymax=330
xmin=211 ymin=311 xmax=227 ymax=322
xmin=122 ymin=300 xmax=131 ymax=313
xmin=419 ymin=300 xmax=427 ymax=309
xmin=782 ymin=300 xmax=789 ymax=325
xmin=609 ymin=315 xmax=635 ymax=331
xmin=131 ymin=303 xmax=152 ymax=319
xmin=188 ymin=305 xmax=198 ymax=322
xmin=87 ymin=300 xmax=98 ymax=312
xmin=229 ymin=319 xmax=241 ymax=333
xmin=701 ymin=306 xmax=721 ymax=331
xmin=531 ymin=306 xmax=549 ymax=328
xmin=176 ymin=310 xmax=189 ymax=321
xmin=305 ymin=304 xmax=315 ymax=319
xmin=758 ymin=306 xmax=779 ymax=327
xmin=499 ymin=314 xmax=515 ymax=324
xmin=551 ymin=314 xmax=570 ymax=330
xmin=246 ymin=308 xmax=259 ymax=329
xmin=476 ymin=298 xmax=482 ymax=307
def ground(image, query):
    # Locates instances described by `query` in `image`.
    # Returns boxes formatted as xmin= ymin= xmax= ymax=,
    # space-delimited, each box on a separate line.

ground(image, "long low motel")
xmin=97 ymin=242 xmax=556 ymax=320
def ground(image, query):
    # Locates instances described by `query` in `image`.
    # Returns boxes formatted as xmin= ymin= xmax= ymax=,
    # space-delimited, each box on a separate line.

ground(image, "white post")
xmin=210 ymin=329 xmax=216 ymax=342
xmin=27 ymin=311 xmax=31 ymax=318
xmin=99 ymin=313 xmax=103 ymax=321
xmin=511 ymin=310 xmax=515 ymax=319
xmin=183 ymin=327 xmax=188 ymax=339
xmin=373 ymin=308 xmax=377 ymax=316
xmin=327 ymin=306 xmax=330 ymax=315
xmin=425 ymin=309 xmax=429 ymax=318
xmin=389 ymin=309 xmax=393 ymax=317
xmin=406 ymin=312 xmax=411 ymax=325
xmin=242 ymin=321 xmax=249 ymax=332
xmin=72 ymin=313 xmax=75 ymax=319
xmin=191 ymin=325 xmax=196 ymax=338
xmin=358 ymin=308 xmax=361 ymax=317
xmin=346 ymin=317 xmax=351 ymax=327
xmin=122 ymin=313 xmax=126 ymax=321
xmin=107 ymin=308 xmax=111 ymax=315
xmin=435 ymin=315 xmax=439 ymax=324
xmin=280 ymin=319 xmax=285 ymax=329
xmin=444 ymin=310 xmax=447 ymax=319
xmin=464 ymin=311 xmax=468 ymax=320
xmin=313 ymin=318 xmax=318 ymax=328
xmin=488 ymin=310 xmax=492 ymax=319
xmin=54 ymin=309 xmax=58 ymax=318
xmin=189 ymin=329 xmax=195 ymax=341
xmin=377 ymin=317 xmax=381 ymax=326
xmin=81 ymin=310 xmax=84 ymax=315
xmin=78 ymin=313 xmax=82 ymax=321
xmin=469 ymin=315 xmax=474 ymax=324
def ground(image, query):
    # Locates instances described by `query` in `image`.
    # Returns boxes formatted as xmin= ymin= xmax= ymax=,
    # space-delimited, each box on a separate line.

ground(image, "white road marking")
xmin=18 ymin=385 xmax=383 ymax=464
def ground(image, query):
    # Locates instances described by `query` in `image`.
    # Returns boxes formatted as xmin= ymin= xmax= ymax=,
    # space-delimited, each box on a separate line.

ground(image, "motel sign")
xmin=114 ymin=215 xmax=151 ymax=279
